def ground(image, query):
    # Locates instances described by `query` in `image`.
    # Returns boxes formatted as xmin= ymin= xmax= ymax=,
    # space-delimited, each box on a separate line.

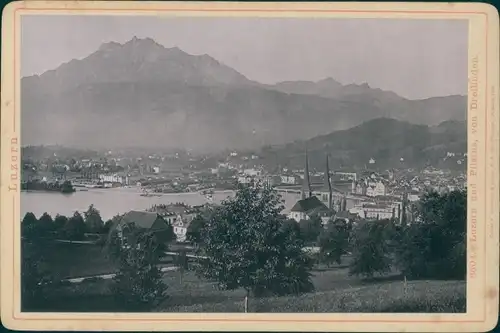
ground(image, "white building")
xmin=244 ymin=168 xmax=261 ymax=177
xmin=99 ymin=174 xmax=124 ymax=184
xmin=353 ymin=204 xmax=394 ymax=220
xmin=366 ymin=181 xmax=387 ymax=197
xmin=173 ymin=213 xmax=195 ymax=242
xmin=280 ymin=175 xmax=296 ymax=185
xmin=238 ymin=175 xmax=253 ymax=184
xmin=334 ymin=172 xmax=357 ymax=181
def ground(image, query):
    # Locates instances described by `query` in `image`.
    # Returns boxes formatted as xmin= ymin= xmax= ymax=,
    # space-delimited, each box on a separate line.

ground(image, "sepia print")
xmin=1 ymin=1 xmax=498 ymax=332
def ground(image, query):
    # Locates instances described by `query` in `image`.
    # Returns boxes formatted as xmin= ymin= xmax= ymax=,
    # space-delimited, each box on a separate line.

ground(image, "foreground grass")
xmin=164 ymin=278 xmax=465 ymax=313
xmin=31 ymin=265 xmax=465 ymax=313
xmin=39 ymin=242 xmax=116 ymax=279
xmin=37 ymin=241 xmax=183 ymax=279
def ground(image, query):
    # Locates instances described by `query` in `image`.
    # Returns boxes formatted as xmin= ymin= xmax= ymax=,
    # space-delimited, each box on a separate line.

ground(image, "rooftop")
xmin=120 ymin=210 xmax=164 ymax=229
xmin=290 ymin=196 xmax=330 ymax=213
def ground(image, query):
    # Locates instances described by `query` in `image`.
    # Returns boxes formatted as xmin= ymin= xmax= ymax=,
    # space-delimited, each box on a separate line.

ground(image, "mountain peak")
xmin=317 ymin=77 xmax=341 ymax=85
xmin=98 ymin=41 xmax=122 ymax=52
xmin=124 ymin=36 xmax=163 ymax=49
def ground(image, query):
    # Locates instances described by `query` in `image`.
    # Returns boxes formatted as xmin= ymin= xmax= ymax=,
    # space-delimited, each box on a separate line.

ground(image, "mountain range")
xmin=255 ymin=118 xmax=467 ymax=171
xmin=21 ymin=37 xmax=466 ymax=152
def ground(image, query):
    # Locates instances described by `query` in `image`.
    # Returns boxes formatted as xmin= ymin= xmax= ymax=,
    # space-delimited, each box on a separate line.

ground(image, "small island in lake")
xmin=21 ymin=179 xmax=76 ymax=194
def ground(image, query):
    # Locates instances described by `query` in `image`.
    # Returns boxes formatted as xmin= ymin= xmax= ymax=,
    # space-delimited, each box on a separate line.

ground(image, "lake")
xmin=21 ymin=187 xmax=301 ymax=220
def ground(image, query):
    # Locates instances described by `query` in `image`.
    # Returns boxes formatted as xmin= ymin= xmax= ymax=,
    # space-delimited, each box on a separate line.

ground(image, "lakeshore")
xmin=21 ymin=186 xmax=300 ymax=220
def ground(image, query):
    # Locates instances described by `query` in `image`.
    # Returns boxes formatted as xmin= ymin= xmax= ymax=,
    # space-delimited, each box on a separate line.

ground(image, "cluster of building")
xmin=282 ymin=152 xmax=431 ymax=226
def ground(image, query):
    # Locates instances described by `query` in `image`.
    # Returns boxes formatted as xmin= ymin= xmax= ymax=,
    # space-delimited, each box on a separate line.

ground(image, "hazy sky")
xmin=21 ymin=15 xmax=468 ymax=99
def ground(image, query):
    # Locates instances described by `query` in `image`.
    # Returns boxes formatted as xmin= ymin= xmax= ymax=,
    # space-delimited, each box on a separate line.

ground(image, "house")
xmin=172 ymin=213 xmax=196 ymax=242
xmin=288 ymin=196 xmax=333 ymax=223
xmin=113 ymin=210 xmax=173 ymax=246
xmin=355 ymin=204 xmax=395 ymax=220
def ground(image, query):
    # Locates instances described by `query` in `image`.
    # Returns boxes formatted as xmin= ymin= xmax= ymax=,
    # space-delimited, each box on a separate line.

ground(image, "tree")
xmin=102 ymin=219 xmax=114 ymax=234
xmin=84 ymin=204 xmax=104 ymax=233
xmin=396 ymin=190 xmax=466 ymax=279
xmin=318 ymin=219 xmax=350 ymax=266
xmin=186 ymin=214 xmax=207 ymax=245
xmin=109 ymin=224 xmax=168 ymax=311
xmin=349 ymin=220 xmax=392 ymax=279
xmin=298 ymin=215 xmax=323 ymax=244
xmin=61 ymin=180 xmax=75 ymax=193
xmin=22 ymin=212 xmax=38 ymax=239
xmin=38 ymin=212 xmax=54 ymax=236
xmin=64 ymin=211 xmax=86 ymax=241
xmin=54 ymin=214 xmax=68 ymax=231
xmin=197 ymin=183 xmax=314 ymax=310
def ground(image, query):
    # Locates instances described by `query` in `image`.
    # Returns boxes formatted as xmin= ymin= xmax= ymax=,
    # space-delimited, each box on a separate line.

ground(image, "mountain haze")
xmin=21 ymin=37 xmax=466 ymax=152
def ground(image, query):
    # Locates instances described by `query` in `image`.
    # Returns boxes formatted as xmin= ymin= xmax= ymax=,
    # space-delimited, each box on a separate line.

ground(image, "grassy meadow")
xmin=36 ymin=258 xmax=466 ymax=313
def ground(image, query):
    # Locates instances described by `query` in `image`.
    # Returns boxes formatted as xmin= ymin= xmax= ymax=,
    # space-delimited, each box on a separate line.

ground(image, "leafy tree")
xmin=54 ymin=214 xmax=68 ymax=231
xmin=186 ymin=214 xmax=207 ymax=245
xmin=298 ymin=215 xmax=323 ymax=244
xmin=110 ymin=224 xmax=168 ymax=311
xmin=102 ymin=219 xmax=114 ymax=234
xmin=349 ymin=220 xmax=392 ymax=279
xmin=84 ymin=204 xmax=104 ymax=233
xmin=197 ymin=183 xmax=314 ymax=306
xmin=396 ymin=190 xmax=466 ymax=279
xmin=38 ymin=212 xmax=54 ymax=236
xmin=22 ymin=212 xmax=38 ymax=239
xmin=280 ymin=218 xmax=302 ymax=235
xmin=318 ymin=219 xmax=350 ymax=266
xmin=64 ymin=211 xmax=86 ymax=241
xmin=61 ymin=180 xmax=75 ymax=193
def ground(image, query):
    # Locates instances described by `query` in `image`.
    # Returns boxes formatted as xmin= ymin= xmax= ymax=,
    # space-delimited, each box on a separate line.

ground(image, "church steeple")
xmin=324 ymin=155 xmax=332 ymax=210
xmin=302 ymin=149 xmax=312 ymax=199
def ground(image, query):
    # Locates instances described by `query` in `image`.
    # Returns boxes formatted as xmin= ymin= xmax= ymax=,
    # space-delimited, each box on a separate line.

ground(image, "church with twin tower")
xmin=288 ymin=150 xmax=344 ymax=223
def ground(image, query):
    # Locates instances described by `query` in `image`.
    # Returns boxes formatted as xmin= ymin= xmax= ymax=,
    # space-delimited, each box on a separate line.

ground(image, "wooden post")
xmin=244 ymin=290 xmax=249 ymax=313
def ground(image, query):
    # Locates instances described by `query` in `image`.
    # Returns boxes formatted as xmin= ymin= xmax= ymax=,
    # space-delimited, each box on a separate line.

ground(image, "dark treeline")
xmin=22 ymin=204 xmax=112 ymax=242
xmin=21 ymin=179 xmax=76 ymax=194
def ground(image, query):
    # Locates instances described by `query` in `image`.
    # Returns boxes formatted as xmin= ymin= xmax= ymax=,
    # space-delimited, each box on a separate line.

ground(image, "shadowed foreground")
xmin=27 ymin=267 xmax=465 ymax=313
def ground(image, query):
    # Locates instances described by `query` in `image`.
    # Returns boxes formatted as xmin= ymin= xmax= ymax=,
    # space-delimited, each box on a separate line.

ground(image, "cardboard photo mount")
xmin=1 ymin=1 xmax=499 ymax=332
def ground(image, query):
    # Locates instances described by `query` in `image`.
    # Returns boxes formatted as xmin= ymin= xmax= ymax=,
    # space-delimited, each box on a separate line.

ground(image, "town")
xmin=21 ymin=144 xmax=467 ymax=231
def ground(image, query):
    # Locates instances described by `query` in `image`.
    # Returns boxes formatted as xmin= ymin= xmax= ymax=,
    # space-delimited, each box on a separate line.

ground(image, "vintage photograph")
xmin=19 ymin=13 xmax=470 ymax=314
xmin=2 ymin=3 xmax=498 ymax=332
